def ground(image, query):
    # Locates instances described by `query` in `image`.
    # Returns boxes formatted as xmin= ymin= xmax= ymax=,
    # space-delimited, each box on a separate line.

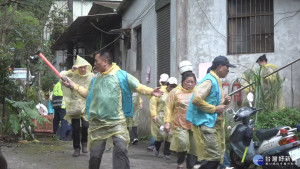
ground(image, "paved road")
xmin=1 ymin=139 xmax=178 ymax=169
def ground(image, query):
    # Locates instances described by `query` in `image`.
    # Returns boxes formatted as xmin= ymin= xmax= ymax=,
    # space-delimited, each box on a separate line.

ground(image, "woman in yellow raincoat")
xmin=150 ymin=77 xmax=177 ymax=159
xmin=256 ymin=54 xmax=285 ymax=108
xmin=61 ymin=55 xmax=93 ymax=157
xmin=164 ymin=71 xmax=197 ymax=169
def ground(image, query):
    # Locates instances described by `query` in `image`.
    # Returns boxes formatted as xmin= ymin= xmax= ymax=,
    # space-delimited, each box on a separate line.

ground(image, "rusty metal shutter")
xmin=156 ymin=3 xmax=170 ymax=85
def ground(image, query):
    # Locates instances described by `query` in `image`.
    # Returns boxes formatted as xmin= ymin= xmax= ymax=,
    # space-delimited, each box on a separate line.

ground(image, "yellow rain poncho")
xmin=164 ymin=85 xmax=196 ymax=155
xmin=61 ymin=55 xmax=93 ymax=123
xmin=191 ymin=71 xmax=226 ymax=163
xmin=72 ymin=63 xmax=154 ymax=149
xmin=243 ymin=63 xmax=285 ymax=108
xmin=263 ymin=63 xmax=285 ymax=108
xmin=150 ymin=87 xmax=171 ymax=142
xmin=126 ymin=92 xmax=143 ymax=127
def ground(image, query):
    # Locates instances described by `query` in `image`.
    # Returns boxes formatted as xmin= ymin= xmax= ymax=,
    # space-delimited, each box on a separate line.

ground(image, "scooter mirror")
xmin=247 ymin=92 xmax=254 ymax=102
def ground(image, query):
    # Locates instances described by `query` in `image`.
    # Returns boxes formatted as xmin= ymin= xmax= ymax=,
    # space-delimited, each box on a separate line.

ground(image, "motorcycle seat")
xmin=256 ymin=126 xmax=284 ymax=141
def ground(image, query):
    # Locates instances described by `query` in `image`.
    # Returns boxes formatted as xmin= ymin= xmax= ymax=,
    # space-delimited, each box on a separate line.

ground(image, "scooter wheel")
xmin=230 ymin=150 xmax=252 ymax=169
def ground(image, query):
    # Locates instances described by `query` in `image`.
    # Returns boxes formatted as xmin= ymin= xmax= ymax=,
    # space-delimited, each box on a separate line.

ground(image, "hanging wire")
xmin=196 ymin=0 xmax=227 ymax=39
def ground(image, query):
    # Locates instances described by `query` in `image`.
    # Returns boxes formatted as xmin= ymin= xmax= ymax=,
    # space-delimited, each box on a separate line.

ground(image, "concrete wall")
xmin=186 ymin=0 xmax=300 ymax=108
xmin=121 ymin=0 xmax=157 ymax=136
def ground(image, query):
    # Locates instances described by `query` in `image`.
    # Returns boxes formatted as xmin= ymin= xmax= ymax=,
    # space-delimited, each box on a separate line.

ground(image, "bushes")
xmin=255 ymin=108 xmax=300 ymax=130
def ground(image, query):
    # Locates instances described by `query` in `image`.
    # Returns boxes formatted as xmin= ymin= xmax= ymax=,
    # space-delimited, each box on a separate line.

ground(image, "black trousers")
xmin=177 ymin=151 xmax=197 ymax=169
xmin=199 ymin=161 xmax=220 ymax=169
xmin=130 ymin=126 xmax=138 ymax=140
xmin=71 ymin=118 xmax=89 ymax=149
xmin=154 ymin=141 xmax=171 ymax=155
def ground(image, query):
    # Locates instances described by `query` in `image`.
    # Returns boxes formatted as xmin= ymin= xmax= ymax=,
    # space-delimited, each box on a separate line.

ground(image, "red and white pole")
xmin=37 ymin=51 xmax=62 ymax=78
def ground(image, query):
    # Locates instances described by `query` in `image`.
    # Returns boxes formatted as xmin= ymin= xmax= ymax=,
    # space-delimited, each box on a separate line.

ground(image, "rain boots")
xmin=82 ymin=142 xmax=88 ymax=153
xmin=73 ymin=148 xmax=80 ymax=157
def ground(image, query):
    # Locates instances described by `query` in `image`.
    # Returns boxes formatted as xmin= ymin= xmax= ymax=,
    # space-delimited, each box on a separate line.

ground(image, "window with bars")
xmin=228 ymin=0 xmax=274 ymax=54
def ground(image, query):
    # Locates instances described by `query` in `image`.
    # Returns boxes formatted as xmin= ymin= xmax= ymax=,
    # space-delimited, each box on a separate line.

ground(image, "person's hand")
xmin=72 ymin=65 xmax=79 ymax=72
xmin=216 ymin=105 xmax=226 ymax=114
xmin=152 ymin=116 xmax=158 ymax=123
xmin=151 ymin=87 xmax=163 ymax=97
xmin=61 ymin=76 xmax=75 ymax=88
xmin=224 ymin=95 xmax=232 ymax=105
xmin=164 ymin=122 xmax=170 ymax=133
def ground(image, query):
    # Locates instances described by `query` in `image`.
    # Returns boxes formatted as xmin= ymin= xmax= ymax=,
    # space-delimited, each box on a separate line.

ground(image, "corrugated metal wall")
xmin=156 ymin=3 xmax=170 ymax=83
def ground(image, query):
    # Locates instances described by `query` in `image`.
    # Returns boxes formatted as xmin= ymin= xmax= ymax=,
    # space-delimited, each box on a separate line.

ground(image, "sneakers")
xmin=147 ymin=145 xmax=155 ymax=151
xmin=153 ymin=148 xmax=159 ymax=156
xmin=193 ymin=164 xmax=201 ymax=169
xmin=163 ymin=155 xmax=170 ymax=160
xmin=81 ymin=142 xmax=88 ymax=153
xmin=131 ymin=138 xmax=139 ymax=145
xmin=73 ymin=148 xmax=80 ymax=157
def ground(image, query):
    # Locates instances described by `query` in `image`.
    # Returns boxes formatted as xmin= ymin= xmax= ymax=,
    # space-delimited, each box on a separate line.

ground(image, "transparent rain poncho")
xmin=61 ymin=55 xmax=93 ymax=123
xmin=87 ymin=63 xmax=154 ymax=149
xmin=164 ymin=85 xmax=196 ymax=155
xmin=150 ymin=87 xmax=171 ymax=142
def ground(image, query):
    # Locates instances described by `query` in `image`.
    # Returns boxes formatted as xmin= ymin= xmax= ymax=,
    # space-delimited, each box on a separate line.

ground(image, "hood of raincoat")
xmin=73 ymin=55 xmax=92 ymax=76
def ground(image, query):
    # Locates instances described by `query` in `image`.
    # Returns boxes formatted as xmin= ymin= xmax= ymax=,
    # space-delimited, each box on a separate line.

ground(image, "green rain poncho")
xmin=191 ymin=71 xmax=226 ymax=163
xmin=73 ymin=63 xmax=154 ymax=149
xmin=61 ymin=55 xmax=93 ymax=123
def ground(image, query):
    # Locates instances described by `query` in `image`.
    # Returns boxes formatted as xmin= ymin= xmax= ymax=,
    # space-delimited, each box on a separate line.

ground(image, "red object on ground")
xmin=33 ymin=115 xmax=53 ymax=133
xmin=37 ymin=52 xmax=62 ymax=78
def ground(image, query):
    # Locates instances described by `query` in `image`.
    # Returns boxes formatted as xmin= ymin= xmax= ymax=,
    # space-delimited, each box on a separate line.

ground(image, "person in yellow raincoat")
xmin=147 ymin=73 xmax=169 ymax=151
xmin=126 ymin=92 xmax=143 ymax=145
xmin=62 ymin=50 xmax=163 ymax=169
xmin=150 ymin=77 xmax=177 ymax=159
xmin=61 ymin=55 xmax=93 ymax=157
xmin=186 ymin=56 xmax=235 ymax=169
xmin=164 ymin=71 xmax=198 ymax=169
xmin=256 ymin=54 xmax=285 ymax=108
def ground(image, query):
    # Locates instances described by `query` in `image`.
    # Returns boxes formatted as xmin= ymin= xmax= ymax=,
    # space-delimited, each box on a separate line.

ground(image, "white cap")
xmin=159 ymin=73 xmax=169 ymax=82
xmin=179 ymin=60 xmax=193 ymax=74
xmin=60 ymin=71 xmax=67 ymax=76
xmin=167 ymin=77 xmax=177 ymax=85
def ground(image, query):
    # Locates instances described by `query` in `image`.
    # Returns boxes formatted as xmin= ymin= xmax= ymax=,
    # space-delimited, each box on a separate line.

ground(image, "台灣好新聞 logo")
xmin=253 ymin=155 xmax=264 ymax=165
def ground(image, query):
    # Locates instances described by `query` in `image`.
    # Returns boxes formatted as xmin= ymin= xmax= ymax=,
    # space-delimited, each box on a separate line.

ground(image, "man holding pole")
xmin=62 ymin=50 xmax=163 ymax=169
xmin=61 ymin=55 xmax=93 ymax=157
xmin=186 ymin=56 xmax=235 ymax=169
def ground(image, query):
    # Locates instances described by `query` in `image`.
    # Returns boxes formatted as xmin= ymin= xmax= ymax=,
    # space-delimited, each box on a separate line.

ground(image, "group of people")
xmin=146 ymin=55 xmax=235 ymax=169
xmin=52 ymin=50 xmax=278 ymax=169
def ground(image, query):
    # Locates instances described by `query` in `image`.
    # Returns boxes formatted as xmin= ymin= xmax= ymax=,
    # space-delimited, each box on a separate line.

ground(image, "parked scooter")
xmin=229 ymin=93 xmax=300 ymax=169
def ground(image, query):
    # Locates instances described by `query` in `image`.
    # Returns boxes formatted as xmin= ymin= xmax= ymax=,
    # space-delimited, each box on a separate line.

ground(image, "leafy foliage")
xmin=255 ymin=108 xmax=300 ymax=129
xmin=2 ymin=98 xmax=50 ymax=141
xmin=242 ymin=66 xmax=284 ymax=111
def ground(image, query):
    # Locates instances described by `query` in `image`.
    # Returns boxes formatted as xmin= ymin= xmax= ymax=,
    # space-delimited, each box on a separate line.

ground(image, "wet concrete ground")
xmin=1 ymin=138 xmax=178 ymax=169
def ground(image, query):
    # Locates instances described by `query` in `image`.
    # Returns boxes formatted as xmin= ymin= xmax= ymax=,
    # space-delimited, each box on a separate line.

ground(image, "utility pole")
xmin=67 ymin=0 xmax=73 ymax=25
xmin=67 ymin=0 xmax=74 ymax=70
xmin=26 ymin=51 xmax=30 ymax=101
